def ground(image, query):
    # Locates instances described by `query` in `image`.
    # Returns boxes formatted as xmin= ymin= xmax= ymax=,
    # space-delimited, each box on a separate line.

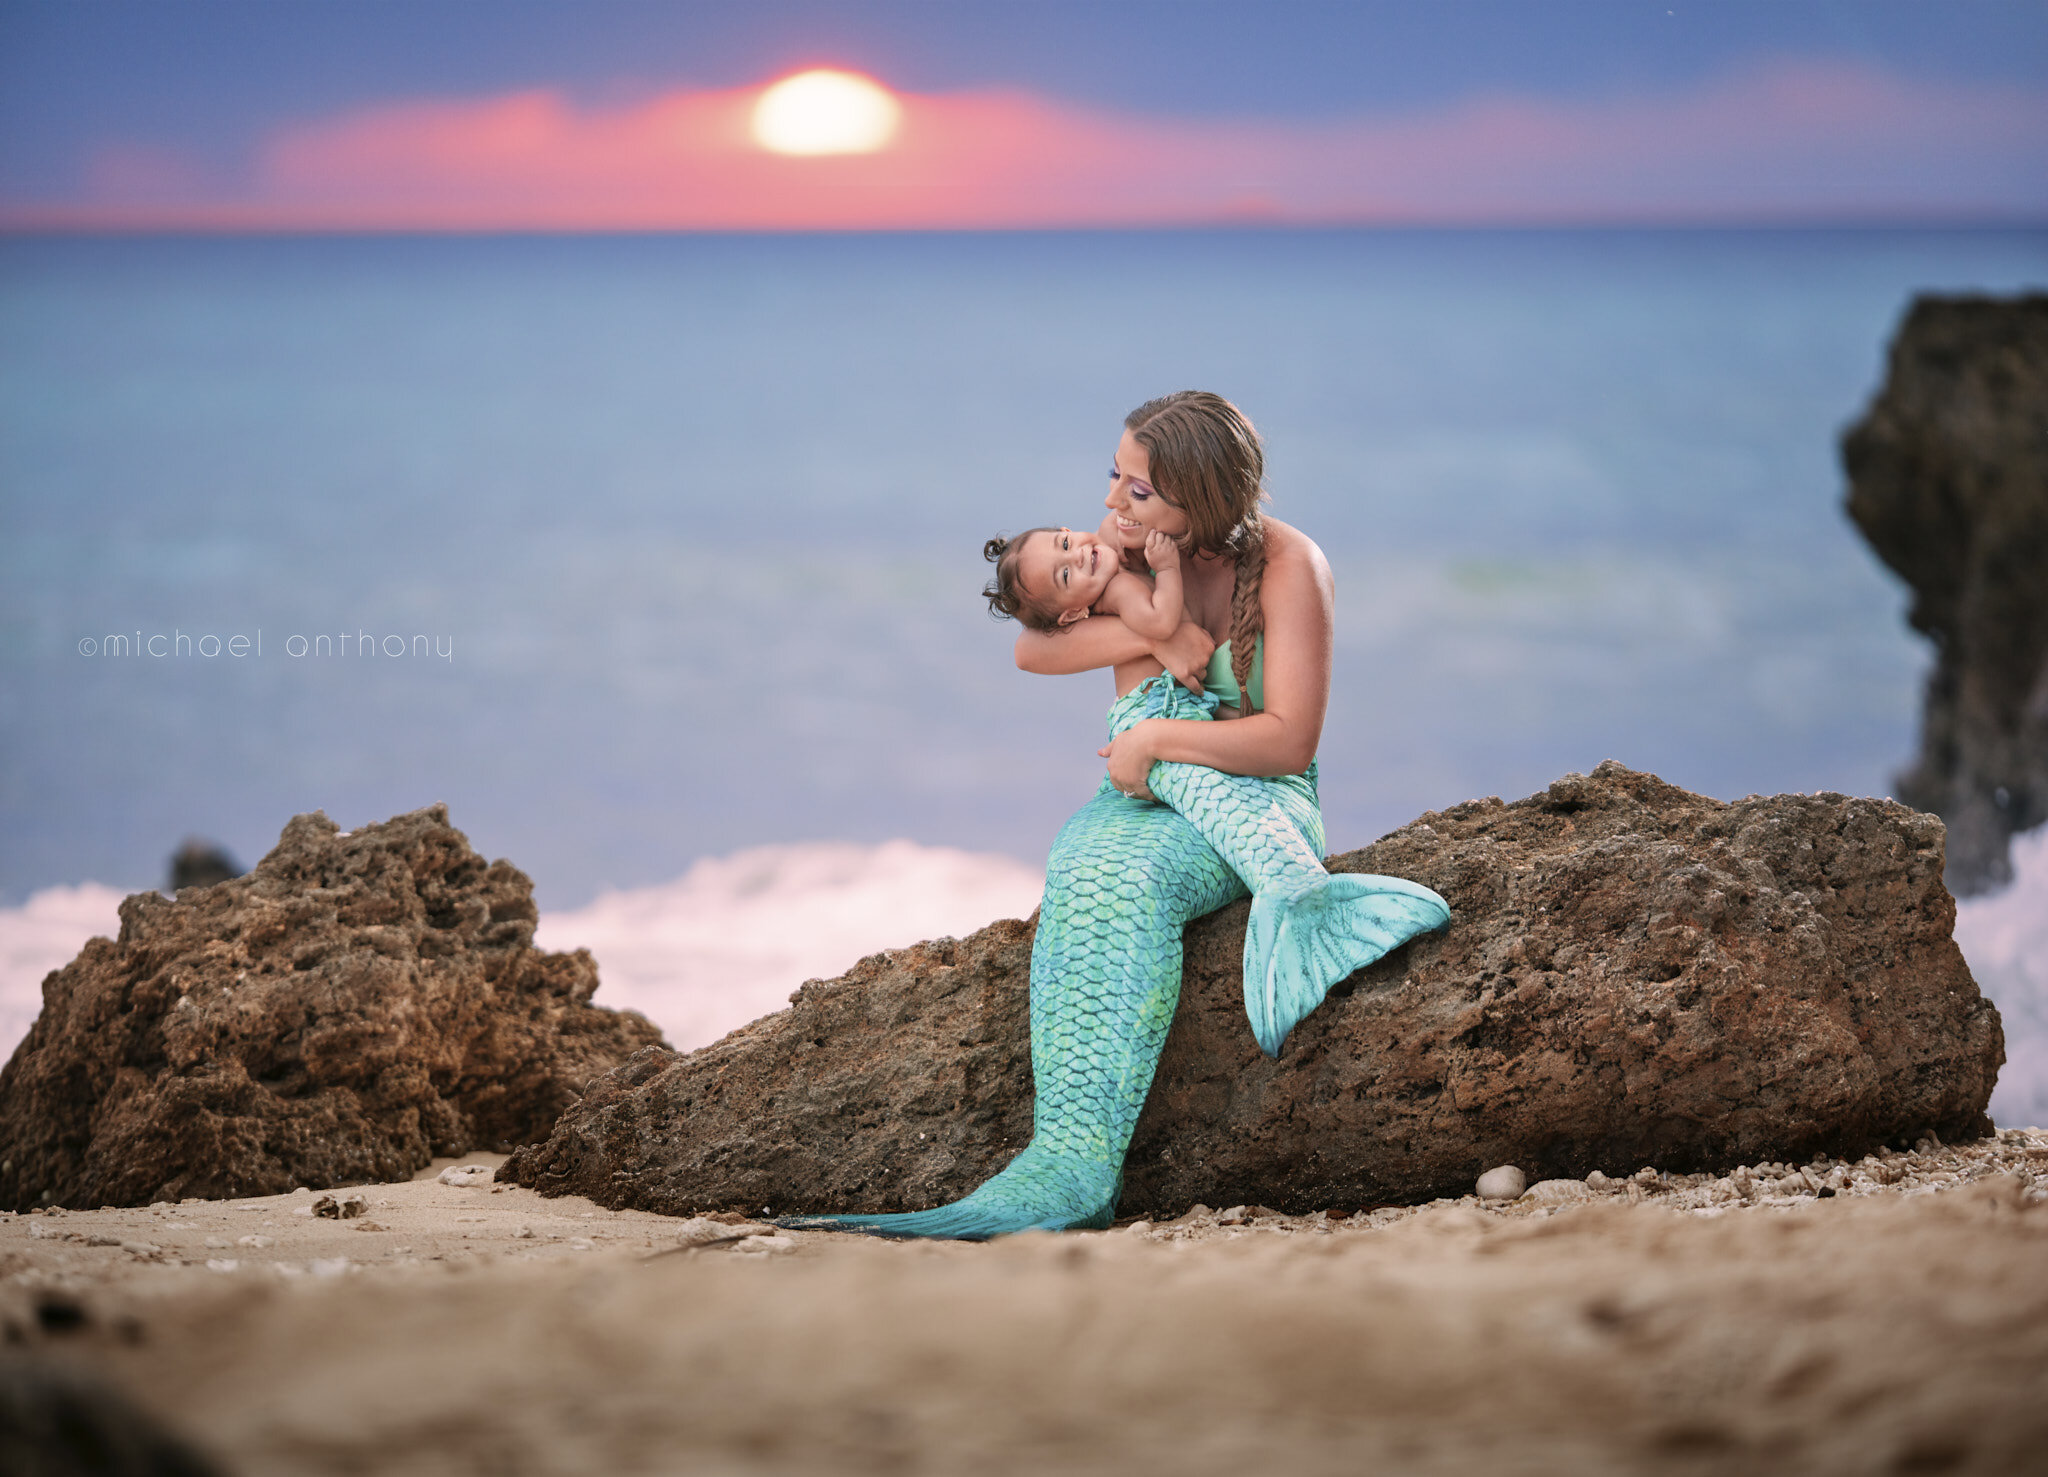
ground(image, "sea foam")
xmin=530 ymin=840 xmax=1043 ymax=1051
xmin=0 ymin=832 xmax=2038 ymax=1129
xmin=0 ymin=842 xmax=1043 ymax=1064
xmin=1955 ymin=825 xmax=2048 ymax=1130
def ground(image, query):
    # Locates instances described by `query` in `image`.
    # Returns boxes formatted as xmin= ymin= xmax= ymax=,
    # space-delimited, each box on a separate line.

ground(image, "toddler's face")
xmin=1019 ymin=527 xmax=1117 ymax=623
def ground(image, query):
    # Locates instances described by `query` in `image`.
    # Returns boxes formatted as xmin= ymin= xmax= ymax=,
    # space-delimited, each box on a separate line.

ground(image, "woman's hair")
xmin=982 ymin=529 xmax=1066 ymax=632
xmin=1125 ymin=390 xmax=1268 ymax=711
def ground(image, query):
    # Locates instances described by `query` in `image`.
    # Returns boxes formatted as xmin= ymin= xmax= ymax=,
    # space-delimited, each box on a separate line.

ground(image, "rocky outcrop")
xmin=1843 ymin=293 xmax=2048 ymax=895
xmin=0 ymin=806 xmax=664 ymax=1210
xmin=501 ymin=763 xmax=2003 ymax=1217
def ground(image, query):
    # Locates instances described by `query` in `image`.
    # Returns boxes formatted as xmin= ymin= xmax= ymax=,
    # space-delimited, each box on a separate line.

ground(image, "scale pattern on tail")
xmin=778 ymin=782 xmax=1246 ymax=1239
xmin=1129 ymin=676 xmax=1450 ymax=1058
xmin=778 ymin=675 xmax=1447 ymax=1239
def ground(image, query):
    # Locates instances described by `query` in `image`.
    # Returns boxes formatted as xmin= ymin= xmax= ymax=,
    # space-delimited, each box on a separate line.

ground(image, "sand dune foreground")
xmin=4 ymin=1132 xmax=2044 ymax=1476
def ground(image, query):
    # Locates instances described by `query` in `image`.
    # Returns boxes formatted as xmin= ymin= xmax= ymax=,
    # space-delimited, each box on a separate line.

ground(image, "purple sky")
xmin=2 ymin=0 xmax=2043 ymax=226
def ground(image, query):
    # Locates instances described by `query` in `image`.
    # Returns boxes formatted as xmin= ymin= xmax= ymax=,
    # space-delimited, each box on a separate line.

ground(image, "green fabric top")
xmin=1204 ymin=635 xmax=1264 ymax=710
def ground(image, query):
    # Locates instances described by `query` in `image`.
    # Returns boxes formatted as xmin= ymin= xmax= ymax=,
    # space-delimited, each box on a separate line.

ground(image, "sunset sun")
xmin=750 ymin=69 xmax=901 ymax=156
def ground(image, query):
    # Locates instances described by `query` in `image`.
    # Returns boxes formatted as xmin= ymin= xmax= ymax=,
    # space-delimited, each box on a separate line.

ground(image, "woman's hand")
xmin=1098 ymin=719 xmax=1163 ymax=802
xmin=1151 ymin=622 xmax=1215 ymax=694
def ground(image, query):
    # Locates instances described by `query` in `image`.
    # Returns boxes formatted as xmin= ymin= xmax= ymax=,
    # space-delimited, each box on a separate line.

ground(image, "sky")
xmin=1 ymin=0 xmax=2043 ymax=228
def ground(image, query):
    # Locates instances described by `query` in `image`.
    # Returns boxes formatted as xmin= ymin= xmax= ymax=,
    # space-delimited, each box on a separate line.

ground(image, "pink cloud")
xmin=84 ymin=142 xmax=211 ymax=203
xmin=8 ymin=61 xmax=2042 ymax=231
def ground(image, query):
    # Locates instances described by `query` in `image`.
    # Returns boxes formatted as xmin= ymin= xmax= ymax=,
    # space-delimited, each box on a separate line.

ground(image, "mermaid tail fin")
xmin=776 ymin=1199 xmax=1109 ymax=1242
xmin=1244 ymin=873 xmax=1449 ymax=1058
xmin=776 ymin=1150 xmax=1119 ymax=1241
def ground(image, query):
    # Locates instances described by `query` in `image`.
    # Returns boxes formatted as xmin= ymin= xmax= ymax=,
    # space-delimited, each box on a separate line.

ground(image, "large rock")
xmin=501 ymin=763 xmax=2003 ymax=1217
xmin=0 ymin=806 xmax=664 ymax=1210
xmin=1843 ymin=293 xmax=2048 ymax=895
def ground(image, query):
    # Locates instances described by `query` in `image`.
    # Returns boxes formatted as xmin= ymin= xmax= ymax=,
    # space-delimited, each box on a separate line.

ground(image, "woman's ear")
xmin=1057 ymin=607 xmax=1091 ymax=626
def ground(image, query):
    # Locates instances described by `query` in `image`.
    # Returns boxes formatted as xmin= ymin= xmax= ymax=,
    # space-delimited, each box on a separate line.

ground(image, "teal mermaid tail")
xmin=1124 ymin=675 xmax=1451 ymax=1058
xmin=778 ymin=784 xmax=1247 ymax=1239
xmin=777 ymin=674 xmax=1447 ymax=1240
xmin=1241 ymin=872 xmax=1452 ymax=1057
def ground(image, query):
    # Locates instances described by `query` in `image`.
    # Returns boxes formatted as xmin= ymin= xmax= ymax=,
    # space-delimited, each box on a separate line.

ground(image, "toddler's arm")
xmin=1095 ymin=530 xmax=1184 ymax=640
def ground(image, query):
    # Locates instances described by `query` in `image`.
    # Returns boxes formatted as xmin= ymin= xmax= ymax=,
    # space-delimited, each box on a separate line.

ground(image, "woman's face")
xmin=1104 ymin=429 xmax=1189 ymax=552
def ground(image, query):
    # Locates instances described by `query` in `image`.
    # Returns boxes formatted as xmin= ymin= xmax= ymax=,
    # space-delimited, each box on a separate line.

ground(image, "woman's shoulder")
xmin=1259 ymin=517 xmax=1333 ymax=589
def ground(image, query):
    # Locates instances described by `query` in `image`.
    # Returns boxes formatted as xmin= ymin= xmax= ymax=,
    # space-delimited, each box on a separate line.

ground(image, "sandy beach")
xmin=6 ymin=1131 xmax=2045 ymax=1476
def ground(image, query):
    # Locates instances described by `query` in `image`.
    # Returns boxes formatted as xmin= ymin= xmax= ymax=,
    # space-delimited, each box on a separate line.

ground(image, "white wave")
xmin=0 ymin=883 xmax=128 ymax=1063
xmin=1954 ymin=824 xmax=2048 ymax=1131
xmin=0 ymin=843 xmax=1043 ymax=1066
xmin=534 ymin=840 xmax=1044 ymax=1051
xmin=8 ymin=830 xmax=2035 ymax=1124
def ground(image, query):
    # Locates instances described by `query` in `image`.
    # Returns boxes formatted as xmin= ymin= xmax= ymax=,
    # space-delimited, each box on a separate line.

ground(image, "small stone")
xmin=120 ymin=1241 xmax=162 ymax=1257
xmin=437 ymin=1166 xmax=494 ymax=1187
xmin=512 ymin=1225 xmax=535 ymax=1240
xmin=203 ymin=1236 xmax=231 ymax=1249
xmin=567 ymin=1237 xmax=596 ymax=1251
xmin=1217 ymin=1205 xmax=1251 ymax=1225
xmin=1585 ymin=1171 xmax=1616 ymax=1192
xmin=1122 ymin=1220 xmax=1153 ymax=1236
xmin=353 ymin=1221 xmax=388 ymax=1233
xmin=731 ymin=1234 xmax=798 ymax=1256
xmin=671 ymin=1216 xmax=744 ymax=1247
xmin=205 ymin=1259 xmax=239 ymax=1273
xmin=236 ymin=1234 xmax=275 ymax=1249
xmin=85 ymin=1234 xmax=122 ymax=1247
xmin=1523 ymin=1179 xmax=1593 ymax=1206
xmin=313 ymin=1193 xmax=369 ymax=1219
xmin=1476 ymin=1166 xmax=1527 ymax=1200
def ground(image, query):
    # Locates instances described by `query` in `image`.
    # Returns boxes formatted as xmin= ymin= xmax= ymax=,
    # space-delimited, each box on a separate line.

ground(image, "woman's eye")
xmin=1130 ymin=487 xmax=1150 ymax=501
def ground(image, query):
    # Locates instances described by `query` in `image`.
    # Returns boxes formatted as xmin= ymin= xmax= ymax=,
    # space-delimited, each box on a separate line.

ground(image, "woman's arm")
xmin=1100 ymin=521 xmax=1333 ymax=790
xmin=1015 ymin=618 xmax=1215 ymax=691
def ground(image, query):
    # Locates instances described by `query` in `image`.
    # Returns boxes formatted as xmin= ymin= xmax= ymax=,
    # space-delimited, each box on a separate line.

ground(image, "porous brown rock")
xmin=500 ymin=763 xmax=2003 ymax=1217
xmin=0 ymin=806 xmax=665 ymax=1210
xmin=1843 ymin=293 xmax=2048 ymax=895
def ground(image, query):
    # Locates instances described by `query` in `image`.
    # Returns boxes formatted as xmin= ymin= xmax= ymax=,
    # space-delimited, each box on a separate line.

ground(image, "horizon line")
xmin=6 ymin=212 xmax=2047 ymax=239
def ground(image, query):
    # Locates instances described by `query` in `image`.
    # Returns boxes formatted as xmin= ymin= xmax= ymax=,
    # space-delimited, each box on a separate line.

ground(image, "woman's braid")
xmin=1226 ymin=516 xmax=1267 ymax=714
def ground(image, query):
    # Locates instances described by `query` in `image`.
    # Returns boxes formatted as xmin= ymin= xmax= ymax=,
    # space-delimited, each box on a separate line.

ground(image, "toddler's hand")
xmin=1144 ymin=529 xmax=1181 ymax=571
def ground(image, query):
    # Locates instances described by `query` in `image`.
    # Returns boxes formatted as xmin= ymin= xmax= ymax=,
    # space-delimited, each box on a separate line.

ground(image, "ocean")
xmin=3 ymin=226 xmax=2046 ymax=1115
xmin=6 ymin=228 xmax=2042 ymax=909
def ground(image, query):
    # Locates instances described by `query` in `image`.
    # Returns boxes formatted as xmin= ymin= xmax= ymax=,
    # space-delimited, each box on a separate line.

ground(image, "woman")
xmin=783 ymin=392 xmax=1447 ymax=1239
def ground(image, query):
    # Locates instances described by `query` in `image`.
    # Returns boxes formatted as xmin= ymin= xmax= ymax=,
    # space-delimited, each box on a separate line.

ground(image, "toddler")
xmin=981 ymin=518 xmax=1184 ymax=644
